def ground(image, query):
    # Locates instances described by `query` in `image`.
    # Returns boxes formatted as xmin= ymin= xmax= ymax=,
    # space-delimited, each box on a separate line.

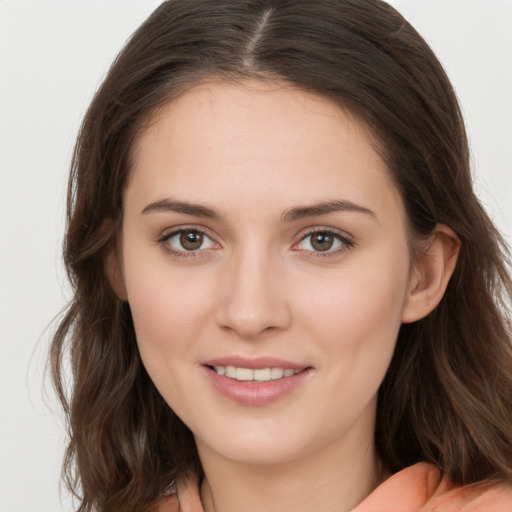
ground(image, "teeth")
xmin=254 ymin=368 xmax=272 ymax=381
xmin=271 ymin=367 xmax=284 ymax=379
xmin=236 ymin=368 xmax=253 ymax=381
xmin=215 ymin=365 xmax=226 ymax=376
xmin=213 ymin=366 xmax=301 ymax=382
xmin=225 ymin=366 xmax=236 ymax=378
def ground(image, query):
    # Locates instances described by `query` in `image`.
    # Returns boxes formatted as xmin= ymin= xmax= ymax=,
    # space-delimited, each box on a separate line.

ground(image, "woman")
xmin=51 ymin=1 xmax=512 ymax=511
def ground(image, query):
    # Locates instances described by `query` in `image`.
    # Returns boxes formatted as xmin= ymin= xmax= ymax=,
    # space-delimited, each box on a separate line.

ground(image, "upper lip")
xmin=202 ymin=356 xmax=308 ymax=370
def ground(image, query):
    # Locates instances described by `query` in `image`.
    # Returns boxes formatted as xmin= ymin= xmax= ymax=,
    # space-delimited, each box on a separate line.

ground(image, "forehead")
xmin=127 ymin=80 xmax=402 ymax=221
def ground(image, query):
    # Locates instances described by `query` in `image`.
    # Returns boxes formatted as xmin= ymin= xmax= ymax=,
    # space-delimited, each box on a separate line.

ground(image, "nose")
xmin=215 ymin=245 xmax=292 ymax=340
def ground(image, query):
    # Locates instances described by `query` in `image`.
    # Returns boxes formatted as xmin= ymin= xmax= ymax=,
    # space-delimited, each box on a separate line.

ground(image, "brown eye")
xmin=310 ymin=232 xmax=335 ymax=252
xmin=295 ymin=230 xmax=353 ymax=255
xmin=160 ymin=228 xmax=217 ymax=255
xmin=180 ymin=230 xmax=204 ymax=251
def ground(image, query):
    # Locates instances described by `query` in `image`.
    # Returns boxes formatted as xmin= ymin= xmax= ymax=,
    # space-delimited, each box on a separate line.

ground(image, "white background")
xmin=0 ymin=1 xmax=511 ymax=511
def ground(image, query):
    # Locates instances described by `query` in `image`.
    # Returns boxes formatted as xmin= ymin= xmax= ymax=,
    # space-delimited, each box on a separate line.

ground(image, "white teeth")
xmin=214 ymin=365 xmax=226 ymax=375
xmin=225 ymin=366 xmax=236 ymax=378
xmin=235 ymin=368 xmax=253 ymax=381
xmin=271 ymin=367 xmax=284 ymax=380
xmin=212 ymin=366 xmax=301 ymax=381
xmin=253 ymin=368 xmax=272 ymax=381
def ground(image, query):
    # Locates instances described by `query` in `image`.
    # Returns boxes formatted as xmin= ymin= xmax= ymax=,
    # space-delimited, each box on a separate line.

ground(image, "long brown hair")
xmin=51 ymin=1 xmax=512 ymax=510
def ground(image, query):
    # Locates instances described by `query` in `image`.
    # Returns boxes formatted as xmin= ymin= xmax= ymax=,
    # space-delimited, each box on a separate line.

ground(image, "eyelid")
xmin=292 ymin=226 xmax=355 ymax=256
xmin=158 ymin=222 xmax=221 ymax=240
xmin=156 ymin=224 xmax=354 ymax=259
xmin=157 ymin=225 xmax=222 ymax=257
xmin=295 ymin=226 xmax=354 ymax=242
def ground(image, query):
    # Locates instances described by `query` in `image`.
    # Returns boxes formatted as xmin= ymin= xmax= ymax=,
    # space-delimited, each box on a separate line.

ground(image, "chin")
xmin=195 ymin=427 xmax=310 ymax=466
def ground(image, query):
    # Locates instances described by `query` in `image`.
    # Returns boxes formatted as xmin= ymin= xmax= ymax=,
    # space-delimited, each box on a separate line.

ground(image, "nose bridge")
xmin=217 ymin=240 xmax=290 ymax=338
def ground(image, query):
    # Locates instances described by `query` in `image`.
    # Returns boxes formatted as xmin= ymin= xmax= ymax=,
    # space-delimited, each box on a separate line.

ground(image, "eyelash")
xmin=294 ymin=228 xmax=355 ymax=258
xmin=158 ymin=227 xmax=219 ymax=258
xmin=157 ymin=227 xmax=355 ymax=259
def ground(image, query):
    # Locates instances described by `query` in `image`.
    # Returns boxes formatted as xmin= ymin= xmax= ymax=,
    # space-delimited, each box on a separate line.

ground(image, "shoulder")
xmin=426 ymin=479 xmax=512 ymax=512
xmin=354 ymin=462 xmax=512 ymax=512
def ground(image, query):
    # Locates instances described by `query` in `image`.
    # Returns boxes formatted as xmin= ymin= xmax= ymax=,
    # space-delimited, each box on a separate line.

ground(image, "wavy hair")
xmin=51 ymin=1 xmax=512 ymax=510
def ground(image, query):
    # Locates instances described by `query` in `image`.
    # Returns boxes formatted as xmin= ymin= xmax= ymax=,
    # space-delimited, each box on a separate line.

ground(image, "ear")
xmin=401 ymin=224 xmax=460 ymax=324
xmin=104 ymin=247 xmax=128 ymax=301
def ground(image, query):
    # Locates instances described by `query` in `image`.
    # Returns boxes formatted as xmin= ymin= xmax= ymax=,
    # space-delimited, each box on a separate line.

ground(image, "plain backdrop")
xmin=0 ymin=1 xmax=511 ymax=511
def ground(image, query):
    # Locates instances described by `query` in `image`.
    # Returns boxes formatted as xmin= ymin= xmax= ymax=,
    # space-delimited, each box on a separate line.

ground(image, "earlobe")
xmin=104 ymin=248 xmax=128 ymax=301
xmin=401 ymin=224 xmax=460 ymax=324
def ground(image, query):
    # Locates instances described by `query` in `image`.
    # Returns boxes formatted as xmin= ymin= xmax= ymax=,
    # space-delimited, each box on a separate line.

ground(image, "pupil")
xmin=180 ymin=230 xmax=203 ymax=250
xmin=311 ymin=233 xmax=333 ymax=251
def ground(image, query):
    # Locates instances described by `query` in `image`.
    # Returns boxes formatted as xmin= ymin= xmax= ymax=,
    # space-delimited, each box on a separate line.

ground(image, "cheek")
xmin=299 ymin=249 xmax=411 ymax=361
xmin=127 ymin=268 xmax=214 ymax=354
xmin=120 ymin=231 xmax=217 ymax=369
xmin=125 ymin=265 xmax=217 ymax=412
xmin=293 ymin=253 xmax=410 ymax=430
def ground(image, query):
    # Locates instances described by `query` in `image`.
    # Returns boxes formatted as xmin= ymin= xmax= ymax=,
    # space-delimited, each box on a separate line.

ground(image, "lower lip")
xmin=204 ymin=367 xmax=312 ymax=406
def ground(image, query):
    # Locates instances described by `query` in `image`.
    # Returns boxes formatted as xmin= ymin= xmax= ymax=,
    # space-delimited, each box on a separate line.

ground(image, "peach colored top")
xmin=152 ymin=462 xmax=512 ymax=512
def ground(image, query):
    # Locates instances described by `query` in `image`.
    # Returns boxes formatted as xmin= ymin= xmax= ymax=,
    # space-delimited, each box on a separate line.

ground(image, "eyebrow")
xmin=141 ymin=197 xmax=376 ymax=222
xmin=282 ymin=200 xmax=376 ymax=223
xmin=141 ymin=198 xmax=221 ymax=219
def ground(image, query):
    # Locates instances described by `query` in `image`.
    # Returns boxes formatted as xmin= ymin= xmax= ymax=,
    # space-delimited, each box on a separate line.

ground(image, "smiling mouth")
xmin=210 ymin=365 xmax=303 ymax=382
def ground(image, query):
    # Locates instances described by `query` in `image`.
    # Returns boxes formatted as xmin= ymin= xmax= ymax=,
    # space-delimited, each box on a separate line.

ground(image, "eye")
xmin=159 ymin=228 xmax=218 ymax=255
xmin=295 ymin=230 xmax=354 ymax=254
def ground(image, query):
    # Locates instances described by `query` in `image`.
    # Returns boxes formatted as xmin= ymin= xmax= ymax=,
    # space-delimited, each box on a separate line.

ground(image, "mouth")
xmin=209 ymin=365 xmax=303 ymax=382
xmin=204 ymin=362 xmax=312 ymax=406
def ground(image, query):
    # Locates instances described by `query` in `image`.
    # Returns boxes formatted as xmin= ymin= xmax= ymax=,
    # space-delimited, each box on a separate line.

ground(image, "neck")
xmin=197 ymin=436 xmax=386 ymax=512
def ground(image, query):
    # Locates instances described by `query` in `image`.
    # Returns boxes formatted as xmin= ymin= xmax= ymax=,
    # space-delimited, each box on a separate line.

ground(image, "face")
xmin=120 ymin=80 xmax=414 ymax=467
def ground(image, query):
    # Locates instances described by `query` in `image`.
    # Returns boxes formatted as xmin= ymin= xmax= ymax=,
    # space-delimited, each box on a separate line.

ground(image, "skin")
xmin=113 ymin=80 xmax=459 ymax=512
